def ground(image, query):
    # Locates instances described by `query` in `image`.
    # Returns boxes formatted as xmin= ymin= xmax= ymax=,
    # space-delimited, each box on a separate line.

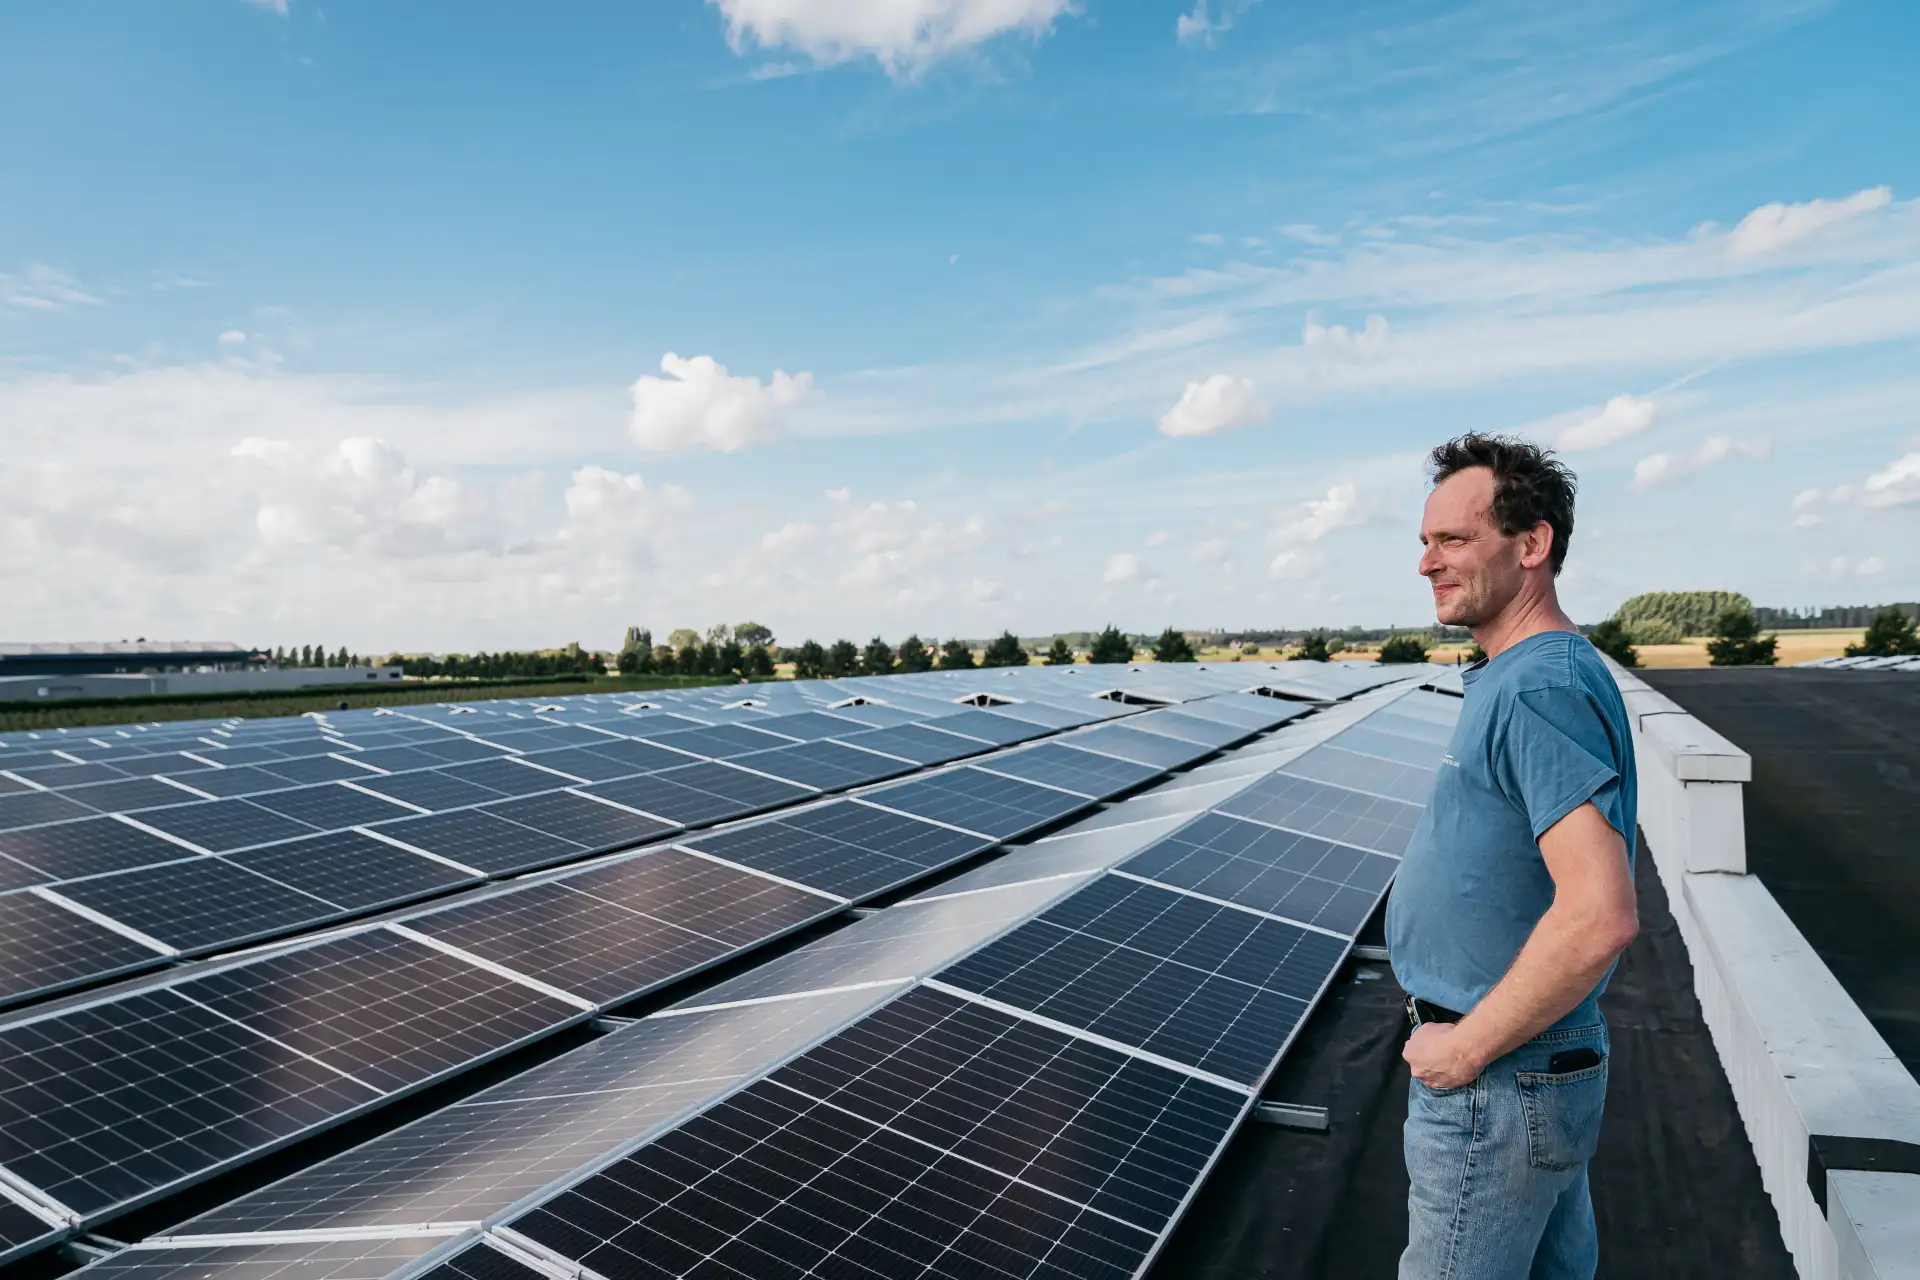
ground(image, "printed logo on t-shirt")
xmin=1440 ymin=754 xmax=1461 ymax=768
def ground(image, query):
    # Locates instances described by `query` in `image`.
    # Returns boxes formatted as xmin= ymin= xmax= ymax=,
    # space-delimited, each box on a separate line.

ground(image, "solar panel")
xmin=610 ymin=713 xmax=713 ymax=739
xmin=1118 ymin=810 xmax=1397 ymax=936
xmin=255 ymin=755 xmax=383 ymax=786
xmin=0 ymin=1197 xmax=61 ymax=1269
xmin=504 ymin=746 xmax=639 ymax=784
xmin=412 ymin=1242 xmax=545 ymax=1280
xmin=79 ymin=1233 xmax=461 ymax=1280
xmin=349 ymin=769 xmax=506 ymax=813
xmin=576 ymin=774 xmax=758 ymax=828
xmin=1279 ymin=744 xmax=1438 ymax=805
xmin=1327 ymin=722 xmax=1451 ymax=767
xmin=159 ymin=765 xmax=292 ymax=797
xmin=727 ymin=740 xmax=915 ymax=791
xmin=936 ymin=874 xmax=1348 ymax=1085
xmin=53 ymin=856 xmax=340 ymax=953
xmin=227 ymin=830 xmax=479 ymax=912
xmin=480 ymin=791 xmax=674 ymax=852
xmin=410 ymin=738 xmax=514 ymax=764
xmin=434 ymin=757 xmax=574 ymax=797
xmin=247 ymin=783 xmax=421 ymax=831
xmin=10 ymin=762 xmax=126 ymax=789
xmin=341 ymin=744 xmax=454 ymax=773
xmin=1359 ymin=708 xmax=1456 ymax=746
xmin=0 ymin=892 xmax=167 ymax=1005
xmin=1215 ymin=769 xmax=1424 ymax=856
xmin=833 ymin=723 xmax=982 ymax=766
xmin=650 ymin=760 xmax=817 ymax=810
xmin=681 ymin=800 xmax=993 ymax=900
xmin=124 ymin=799 xmax=316 ymax=853
xmin=976 ymin=741 xmax=1162 ymax=800
xmin=864 ymin=767 xmax=1088 ymax=839
xmin=367 ymin=809 xmax=585 ymax=875
xmin=648 ymin=723 xmax=798 ymax=759
xmin=63 ymin=778 xmax=195 ymax=815
xmin=926 ymin=707 xmax=1049 ymax=745
xmin=1062 ymin=723 xmax=1215 ymax=770
xmin=747 ymin=711 xmax=868 ymax=742
xmin=1126 ymin=710 xmax=1250 ymax=749
xmin=403 ymin=852 xmax=832 ymax=1006
xmin=0 ymin=817 xmax=197 ymax=884
xmin=580 ymin=737 xmax=705 ymax=774
xmin=98 ymin=754 xmax=208 ymax=779
xmin=0 ymin=790 xmax=92 ymax=831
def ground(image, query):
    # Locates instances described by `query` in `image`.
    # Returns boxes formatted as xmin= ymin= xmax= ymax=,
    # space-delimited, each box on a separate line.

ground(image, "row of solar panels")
xmin=72 ymin=684 xmax=1459 ymax=1280
xmin=0 ymin=692 xmax=1317 ymax=1265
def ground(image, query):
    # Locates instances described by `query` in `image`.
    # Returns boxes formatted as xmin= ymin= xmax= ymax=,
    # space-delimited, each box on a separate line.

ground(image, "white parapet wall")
xmin=1609 ymin=659 xmax=1920 ymax=1280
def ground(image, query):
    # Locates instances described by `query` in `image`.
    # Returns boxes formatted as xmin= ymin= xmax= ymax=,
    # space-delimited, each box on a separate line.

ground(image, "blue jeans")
xmin=1400 ymin=1020 xmax=1609 ymax=1280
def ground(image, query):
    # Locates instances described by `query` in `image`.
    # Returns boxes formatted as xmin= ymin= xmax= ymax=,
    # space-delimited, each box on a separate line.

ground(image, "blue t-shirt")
xmin=1387 ymin=630 xmax=1636 ymax=1029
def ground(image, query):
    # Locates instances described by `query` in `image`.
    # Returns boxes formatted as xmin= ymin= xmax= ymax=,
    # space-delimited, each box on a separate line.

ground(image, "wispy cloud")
xmin=1 ymin=264 xmax=102 ymax=312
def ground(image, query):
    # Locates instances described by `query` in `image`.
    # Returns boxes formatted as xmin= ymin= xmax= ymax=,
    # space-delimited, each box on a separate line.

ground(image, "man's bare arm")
xmin=1403 ymin=801 xmax=1638 ymax=1087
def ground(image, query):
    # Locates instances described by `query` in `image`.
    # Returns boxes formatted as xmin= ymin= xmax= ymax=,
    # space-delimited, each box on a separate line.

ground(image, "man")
xmin=1387 ymin=433 xmax=1640 ymax=1280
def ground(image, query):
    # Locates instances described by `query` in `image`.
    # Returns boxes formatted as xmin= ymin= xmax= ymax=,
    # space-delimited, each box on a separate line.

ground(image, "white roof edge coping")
xmin=1641 ymin=708 xmax=1752 ymax=782
xmin=1622 ymin=687 xmax=1686 ymax=724
xmin=1684 ymin=872 xmax=1920 ymax=1144
xmin=1828 ymin=1170 xmax=1920 ymax=1280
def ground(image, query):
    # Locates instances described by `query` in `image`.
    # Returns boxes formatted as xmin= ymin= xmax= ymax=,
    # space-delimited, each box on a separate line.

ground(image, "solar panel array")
xmin=0 ymin=664 xmax=1418 ymax=1266
xmin=57 ymin=677 xmax=1458 ymax=1280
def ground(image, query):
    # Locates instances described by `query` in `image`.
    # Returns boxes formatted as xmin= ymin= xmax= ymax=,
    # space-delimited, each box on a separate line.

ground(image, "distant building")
xmin=0 ymin=640 xmax=256 ymax=677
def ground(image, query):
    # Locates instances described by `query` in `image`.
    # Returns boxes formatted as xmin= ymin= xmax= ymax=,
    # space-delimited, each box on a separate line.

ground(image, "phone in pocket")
xmin=1548 ymin=1047 xmax=1603 ymax=1074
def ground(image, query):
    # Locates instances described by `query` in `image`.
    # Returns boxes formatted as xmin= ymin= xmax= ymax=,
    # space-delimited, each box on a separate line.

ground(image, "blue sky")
xmin=3 ymin=0 xmax=1916 ymax=650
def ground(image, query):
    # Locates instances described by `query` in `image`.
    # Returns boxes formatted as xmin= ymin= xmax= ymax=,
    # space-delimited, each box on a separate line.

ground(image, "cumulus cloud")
xmin=1177 ymin=0 xmax=1261 ymax=45
xmin=1556 ymin=393 xmax=1659 ymax=451
xmin=241 ymin=0 xmax=290 ymax=14
xmin=1280 ymin=223 xmax=1340 ymax=246
xmin=1158 ymin=374 xmax=1266 ymax=437
xmin=1193 ymin=538 xmax=1232 ymax=565
xmin=1631 ymin=436 xmax=1771 ymax=490
xmin=1190 ymin=232 xmax=1223 ymax=246
xmin=218 ymin=329 xmax=248 ymax=346
xmin=1723 ymin=186 xmax=1892 ymax=260
xmin=710 ymin=0 xmax=1075 ymax=76
xmin=628 ymin=352 xmax=815 ymax=453
xmin=1103 ymin=552 xmax=1141 ymax=584
xmin=1 ymin=264 xmax=101 ymax=312
xmin=1302 ymin=313 xmax=1389 ymax=360
xmin=230 ymin=436 xmax=495 ymax=557
xmin=1829 ymin=555 xmax=1886 ymax=578
xmin=1860 ymin=451 xmax=1920 ymax=507
xmin=554 ymin=464 xmax=694 ymax=572
xmin=1285 ymin=482 xmax=1367 ymax=542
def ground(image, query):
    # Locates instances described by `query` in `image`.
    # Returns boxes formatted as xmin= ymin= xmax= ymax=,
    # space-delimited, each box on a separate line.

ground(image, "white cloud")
xmin=1857 ymin=556 xmax=1885 ymax=577
xmin=1 ymin=264 xmax=102 ymax=312
xmin=1286 ymin=482 xmax=1367 ymax=542
xmin=1158 ymin=374 xmax=1266 ymax=437
xmin=628 ymin=352 xmax=815 ymax=454
xmin=1103 ymin=552 xmax=1141 ymax=584
xmin=218 ymin=329 xmax=248 ymax=346
xmin=241 ymin=0 xmax=290 ymax=14
xmin=1193 ymin=538 xmax=1232 ymax=564
xmin=710 ymin=0 xmax=1075 ymax=77
xmin=825 ymin=486 xmax=851 ymax=502
xmin=1724 ymin=187 xmax=1893 ymax=261
xmin=760 ymin=521 xmax=818 ymax=553
xmin=1860 ymin=451 xmax=1920 ymax=507
xmin=1631 ymin=436 xmax=1771 ymax=490
xmin=1281 ymin=223 xmax=1341 ymax=246
xmin=230 ymin=436 xmax=497 ymax=557
xmin=1791 ymin=487 xmax=1821 ymax=510
xmin=1556 ymin=393 xmax=1659 ymax=451
xmin=1177 ymin=0 xmax=1261 ymax=46
xmin=1145 ymin=530 xmax=1173 ymax=547
xmin=1302 ymin=313 xmax=1389 ymax=360
xmin=1191 ymin=232 xmax=1223 ymax=246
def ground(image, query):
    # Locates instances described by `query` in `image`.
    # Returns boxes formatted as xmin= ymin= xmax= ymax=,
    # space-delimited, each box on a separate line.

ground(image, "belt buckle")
xmin=1404 ymin=995 xmax=1418 ymax=1025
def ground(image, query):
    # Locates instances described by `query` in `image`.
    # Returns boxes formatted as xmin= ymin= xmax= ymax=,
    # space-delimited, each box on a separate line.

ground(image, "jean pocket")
xmin=1517 ymin=1058 xmax=1607 ymax=1172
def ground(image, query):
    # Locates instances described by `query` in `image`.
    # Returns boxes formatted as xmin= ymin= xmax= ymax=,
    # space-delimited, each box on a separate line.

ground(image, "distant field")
xmin=0 ymin=674 xmax=734 ymax=733
xmin=1634 ymin=628 xmax=1865 ymax=669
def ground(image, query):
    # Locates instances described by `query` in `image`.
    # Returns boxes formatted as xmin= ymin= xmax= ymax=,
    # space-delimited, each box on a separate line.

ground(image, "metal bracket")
xmin=848 ymin=907 xmax=880 ymax=919
xmin=1252 ymin=1102 xmax=1329 ymax=1131
xmin=590 ymin=1016 xmax=637 ymax=1032
xmin=1350 ymin=944 xmax=1390 ymax=963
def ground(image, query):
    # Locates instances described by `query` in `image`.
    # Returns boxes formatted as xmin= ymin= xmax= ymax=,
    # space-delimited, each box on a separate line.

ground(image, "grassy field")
xmin=1632 ymin=628 xmax=1865 ymax=669
xmin=0 ymin=675 xmax=735 ymax=733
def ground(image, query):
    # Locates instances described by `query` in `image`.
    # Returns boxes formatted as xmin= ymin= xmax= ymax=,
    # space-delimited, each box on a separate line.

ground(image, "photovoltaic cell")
xmin=1126 ymin=710 xmax=1249 ymax=749
xmin=481 ymin=791 xmax=673 ymax=852
xmin=411 ymin=738 xmax=514 ymax=764
xmin=975 ymin=742 xmax=1162 ymax=800
xmin=54 ymin=856 xmax=340 ymax=953
xmin=1216 ymin=769 xmax=1425 ymax=856
xmin=226 ymin=830 xmax=479 ymax=912
xmin=0 ymin=892 xmax=166 ymax=1005
xmin=727 ymin=740 xmax=914 ymax=792
xmin=349 ymin=770 xmax=506 ymax=813
xmin=649 ymin=760 xmax=816 ymax=812
xmin=508 ymin=1074 xmax=1157 ymax=1280
xmin=79 ymin=1233 xmax=460 ymax=1280
xmin=865 ymin=768 xmax=1088 ymax=839
xmin=368 ymin=809 xmax=585 ymax=875
xmin=509 ymin=746 xmax=642 ymax=784
xmin=1327 ymin=723 xmax=1450 ymax=768
xmin=254 ymin=756 xmax=383 ymax=787
xmin=765 ymin=984 xmax=1243 ymax=1231
xmin=0 ymin=790 xmax=92 ymax=831
xmin=581 ymin=737 xmax=704 ymax=774
xmin=923 ymin=708 xmax=1047 ymax=746
xmin=1361 ymin=709 xmax=1456 ymax=746
xmin=247 ymin=783 xmax=420 ymax=832
xmin=0 ymin=1201 xmax=59 ymax=1268
xmin=176 ymin=928 xmax=581 ymax=1095
xmin=412 ymin=1243 xmax=546 ymax=1280
xmin=1118 ymin=811 xmax=1397 ymax=936
xmin=433 ymin=758 xmax=572 ymax=798
xmin=1279 ymin=745 xmax=1438 ymax=805
xmin=647 ymin=724 xmax=798 ymax=759
xmin=832 ymin=724 xmax=983 ymax=766
xmin=0 ymin=986 xmax=381 ymax=1217
xmin=10 ymin=762 xmax=125 ymax=789
xmin=937 ymin=874 xmax=1349 ymax=1084
xmin=0 ymin=817 xmax=198 ymax=884
xmin=125 ymin=799 xmax=317 ymax=853
xmin=99 ymin=754 xmax=207 ymax=779
xmin=162 ymin=766 xmax=295 ymax=798
xmin=341 ymin=745 xmax=453 ymax=774
xmin=63 ymin=778 xmax=194 ymax=815
xmin=1062 ymin=723 xmax=1214 ymax=770
xmin=577 ymin=775 xmax=757 ymax=828
xmin=747 ymin=711 xmax=868 ymax=742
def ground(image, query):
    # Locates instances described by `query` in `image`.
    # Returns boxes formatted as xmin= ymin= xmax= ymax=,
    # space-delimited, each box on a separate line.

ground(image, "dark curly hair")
xmin=1428 ymin=433 xmax=1577 ymax=576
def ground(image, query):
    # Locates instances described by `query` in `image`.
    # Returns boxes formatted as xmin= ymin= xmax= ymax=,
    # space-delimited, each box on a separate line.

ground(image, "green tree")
xmin=982 ymin=630 xmax=1029 ymax=667
xmin=674 ymin=644 xmax=700 ymax=675
xmin=1152 ymin=627 xmax=1196 ymax=663
xmin=1586 ymin=617 xmax=1639 ymax=668
xmin=1240 ymin=643 xmax=1260 ymax=658
xmin=861 ymin=636 xmax=896 ymax=676
xmin=335 ymin=646 xmax=351 ymax=668
xmin=615 ymin=646 xmax=642 ymax=675
xmin=1378 ymin=633 xmax=1431 ymax=664
xmin=937 ymin=637 xmax=976 ymax=670
xmin=1088 ymin=625 xmax=1134 ymax=664
xmin=1043 ymin=637 xmax=1076 ymax=665
xmin=1617 ymin=591 xmax=1752 ymax=639
xmin=717 ymin=639 xmax=744 ymax=675
xmin=1294 ymin=633 xmax=1330 ymax=662
xmin=734 ymin=622 xmax=775 ymax=649
xmin=897 ymin=634 xmax=933 ymax=673
xmin=1707 ymin=607 xmax=1778 ymax=666
xmin=1845 ymin=607 xmax=1920 ymax=657
xmin=1325 ymin=635 xmax=1348 ymax=655
xmin=743 ymin=644 xmax=776 ymax=678
xmin=666 ymin=628 xmax=701 ymax=652
xmin=791 ymin=640 xmax=828 ymax=679
xmin=826 ymin=639 xmax=860 ymax=677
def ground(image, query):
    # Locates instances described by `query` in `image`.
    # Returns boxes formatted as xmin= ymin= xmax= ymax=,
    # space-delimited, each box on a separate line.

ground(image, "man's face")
xmin=1419 ymin=467 xmax=1529 ymax=627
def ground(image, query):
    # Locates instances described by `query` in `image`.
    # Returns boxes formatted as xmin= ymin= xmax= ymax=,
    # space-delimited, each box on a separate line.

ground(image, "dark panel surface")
xmin=649 ymin=761 xmax=815 ymax=811
xmin=481 ymin=791 xmax=673 ymax=852
xmin=0 ymin=892 xmax=165 ymax=1004
xmin=227 ymin=830 xmax=479 ymax=911
xmin=685 ymin=800 xmax=994 ymax=899
xmin=1216 ymin=771 xmax=1423 ymax=857
xmin=54 ymin=857 xmax=339 ymax=953
xmin=0 ymin=817 xmax=197 ymax=883
xmin=925 ymin=708 xmax=1048 ymax=745
xmin=0 ymin=790 xmax=92 ymax=831
xmin=125 ymin=799 xmax=316 ymax=853
xmin=1280 ymin=746 xmax=1437 ymax=806
xmin=977 ymin=742 xmax=1162 ymax=800
xmin=64 ymin=778 xmax=195 ymax=815
xmin=577 ymin=774 xmax=754 ymax=828
xmin=78 ymin=1234 xmax=458 ymax=1280
xmin=247 ymin=783 xmax=419 ymax=832
xmin=729 ymin=740 xmax=915 ymax=791
xmin=832 ymin=723 xmax=983 ymax=766
xmin=648 ymin=723 xmax=797 ymax=759
xmin=865 ymin=767 xmax=1087 ymax=839
xmin=349 ymin=769 xmax=506 ymax=813
xmin=366 ymin=809 xmax=584 ymax=875
xmin=434 ymin=757 xmax=571 ymax=798
xmin=255 ymin=755 xmax=383 ymax=787
xmin=1064 ymin=723 xmax=1215 ymax=770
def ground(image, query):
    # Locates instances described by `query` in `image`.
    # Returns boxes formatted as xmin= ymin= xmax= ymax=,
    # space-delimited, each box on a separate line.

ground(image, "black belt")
xmin=1406 ymin=996 xmax=1463 ymax=1025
